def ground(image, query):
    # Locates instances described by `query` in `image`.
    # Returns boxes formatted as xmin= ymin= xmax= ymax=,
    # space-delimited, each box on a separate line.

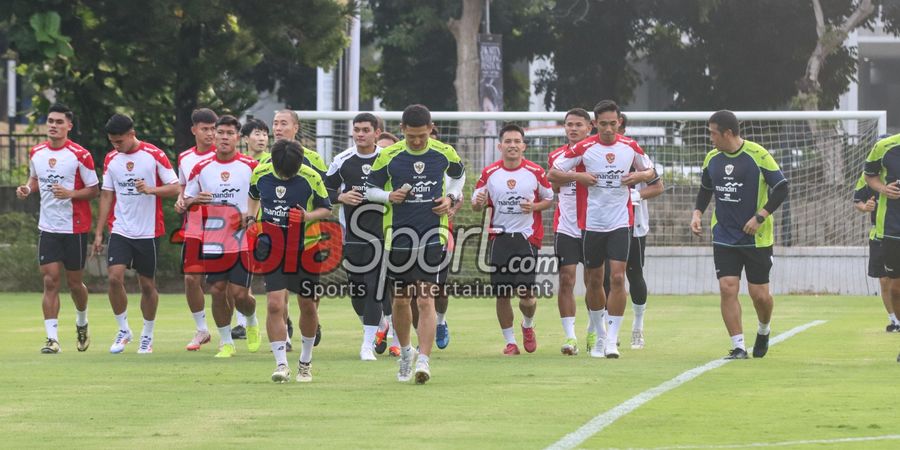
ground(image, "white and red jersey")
xmin=101 ymin=141 xmax=178 ymax=239
xmin=177 ymin=145 xmax=216 ymax=186
xmin=552 ymin=134 xmax=649 ymax=232
xmin=548 ymin=144 xmax=581 ymax=238
xmin=183 ymin=153 xmax=258 ymax=253
xmin=28 ymin=140 xmax=99 ymax=234
xmin=472 ymin=159 xmax=554 ymax=247
xmin=632 ymin=153 xmax=655 ymax=238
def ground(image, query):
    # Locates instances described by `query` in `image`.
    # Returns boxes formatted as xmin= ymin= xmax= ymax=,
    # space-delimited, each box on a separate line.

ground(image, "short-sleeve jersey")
xmin=552 ymin=134 xmax=649 ymax=232
xmin=472 ymin=159 xmax=554 ymax=247
xmin=547 ymin=144 xmax=581 ymax=239
xmin=101 ymin=141 xmax=178 ymax=239
xmin=324 ymin=145 xmax=384 ymax=243
xmin=28 ymin=139 xmax=99 ymax=234
xmin=177 ymin=145 xmax=215 ymax=186
xmin=632 ymin=153 xmax=658 ymax=238
xmin=249 ymin=162 xmax=332 ymax=247
xmin=853 ymin=172 xmax=878 ymax=240
xmin=184 ymin=153 xmax=258 ymax=253
xmin=700 ymin=140 xmax=787 ymax=247
xmin=864 ymin=133 xmax=900 ymax=240
xmin=367 ymin=138 xmax=465 ymax=250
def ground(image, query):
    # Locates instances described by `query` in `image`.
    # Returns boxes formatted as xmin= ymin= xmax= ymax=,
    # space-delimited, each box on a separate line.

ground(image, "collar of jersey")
xmin=404 ymin=144 xmax=430 ymax=155
xmin=499 ymin=159 xmax=526 ymax=171
xmin=719 ymin=140 xmax=746 ymax=158
xmin=214 ymin=153 xmax=240 ymax=163
xmin=119 ymin=140 xmax=144 ymax=154
xmin=47 ymin=139 xmax=71 ymax=151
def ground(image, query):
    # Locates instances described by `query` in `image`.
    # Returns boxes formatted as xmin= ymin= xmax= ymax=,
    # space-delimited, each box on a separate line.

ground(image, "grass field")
xmin=1 ymin=293 xmax=898 ymax=449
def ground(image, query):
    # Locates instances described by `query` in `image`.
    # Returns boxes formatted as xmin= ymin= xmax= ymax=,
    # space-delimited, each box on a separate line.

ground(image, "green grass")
xmin=1 ymin=293 xmax=898 ymax=449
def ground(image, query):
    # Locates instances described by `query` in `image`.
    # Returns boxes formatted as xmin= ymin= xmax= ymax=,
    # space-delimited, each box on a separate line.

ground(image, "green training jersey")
xmin=864 ymin=133 xmax=900 ymax=240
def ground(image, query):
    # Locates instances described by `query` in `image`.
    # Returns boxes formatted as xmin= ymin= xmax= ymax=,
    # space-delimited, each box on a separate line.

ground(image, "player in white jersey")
xmin=549 ymin=100 xmax=656 ymax=358
xmin=602 ymin=113 xmax=664 ymax=349
xmin=473 ymin=124 xmax=554 ymax=355
xmin=17 ymin=104 xmax=99 ymax=353
xmin=92 ymin=114 xmax=180 ymax=354
xmin=183 ymin=115 xmax=261 ymax=358
xmin=175 ymin=108 xmax=218 ymax=351
xmin=547 ymin=108 xmax=595 ymax=356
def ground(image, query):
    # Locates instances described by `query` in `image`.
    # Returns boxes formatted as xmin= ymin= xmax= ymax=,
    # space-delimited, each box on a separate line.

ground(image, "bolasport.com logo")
xmin=171 ymin=203 xmax=558 ymax=299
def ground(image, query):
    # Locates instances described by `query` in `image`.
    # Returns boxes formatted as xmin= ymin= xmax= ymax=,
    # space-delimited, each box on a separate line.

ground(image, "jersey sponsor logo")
xmin=414 ymin=161 xmax=425 ymax=174
xmin=606 ymin=153 xmax=616 ymax=164
xmin=118 ymin=177 xmax=142 ymax=195
xmin=48 ymin=158 xmax=57 ymax=169
xmin=276 ymin=185 xmax=286 ymax=199
xmin=126 ymin=161 xmax=134 ymax=172
xmin=498 ymin=194 xmax=527 ymax=213
xmin=725 ymin=164 xmax=734 ymax=175
xmin=361 ymin=164 xmax=371 ymax=175
xmin=507 ymin=179 xmax=516 ymax=189
xmin=220 ymin=171 xmax=230 ymax=182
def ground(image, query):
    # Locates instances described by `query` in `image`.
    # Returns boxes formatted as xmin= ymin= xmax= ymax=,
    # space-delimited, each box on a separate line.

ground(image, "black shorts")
xmin=344 ymin=241 xmax=391 ymax=301
xmin=555 ymin=232 xmax=583 ymax=267
xmin=713 ymin=245 xmax=773 ymax=284
xmin=388 ymin=245 xmax=446 ymax=286
xmin=38 ymin=231 xmax=88 ymax=271
xmin=489 ymin=233 xmax=539 ymax=292
xmin=884 ymin=238 xmax=900 ymax=279
xmin=204 ymin=252 xmax=252 ymax=287
xmin=254 ymin=234 xmax=320 ymax=296
xmin=582 ymin=227 xmax=631 ymax=268
xmin=868 ymin=239 xmax=887 ymax=278
xmin=107 ymin=234 xmax=160 ymax=278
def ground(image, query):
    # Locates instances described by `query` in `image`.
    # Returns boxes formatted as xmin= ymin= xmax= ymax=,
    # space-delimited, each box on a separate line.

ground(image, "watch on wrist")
xmin=754 ymin=213 xmax=765 ymax=224
xmin=447 ymin=193 xmax=459 ymax=206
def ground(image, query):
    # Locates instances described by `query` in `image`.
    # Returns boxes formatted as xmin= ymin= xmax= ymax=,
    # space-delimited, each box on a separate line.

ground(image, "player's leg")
xmin=345 ymin=243 xmax=373 ymax=358
xmin=556 ymin=233 xmax=580 ymax=355
xmin=604 ymin=259 xmax=628 ymax=359
xmin=583 ymin=231 xmax=610 ymax=357
xmin=414 ymin=280 xmax=436 ymax=384
xmin=879 ymin=238 xmax=900 ymax=361
xmin=266 ymin=288 xmax=290 ymax=382
xmin=128 ymin=237 xmax=161 ymax=354
xmin=106 ymin=234 xmax=133 ymax=353
xmin=518 ymin=240 xmax=539 ymax=353
xmin=745 ymin=247 xmax=774 ymax=358
xmin=433 ymin=249 xmax=451 ymax=350
xmin=869 ymin=239 xmax=898 ymax=331
xmin=713 ymin=245 xmax=747 ymax=359
xmin=182 ymin=239 xmax=210 ymax=349
xmin=295 ymin=292 xmax=318 ymax=382
xmin=360 ymin=273 xmax=384 ymax=360
xmin=519 ymin=290 xmax=537 ymax=353
xmin=209 ymin=278 xmax=235 ymax=357
xmin=64 ymin=268 xmax=90 ymax=352
xmin=228 ymin=259 xmax=259 ymax=353
xmin=627 ymin=235 xmax=647 ymax=349
xmin=39 ymin=260 xmax=63 ymax=353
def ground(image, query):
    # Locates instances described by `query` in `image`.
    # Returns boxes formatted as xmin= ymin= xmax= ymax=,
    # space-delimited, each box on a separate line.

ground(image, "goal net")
xmin=297 ymin=110 xmax=885 ymax=295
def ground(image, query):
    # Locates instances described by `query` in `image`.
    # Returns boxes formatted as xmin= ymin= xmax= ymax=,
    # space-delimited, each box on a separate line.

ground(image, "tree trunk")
xmin=448 ymin=0 xmax=483 ymax=156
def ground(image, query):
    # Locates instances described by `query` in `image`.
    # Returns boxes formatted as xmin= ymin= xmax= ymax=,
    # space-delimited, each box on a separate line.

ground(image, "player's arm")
xmin=622 ymin=155 xmax=657 ymax=186
xmin=852 ymin=183 xmax=876 ymax=213
xmin=635 ymin=178 xmax=664 ymax=202
xmin=137 ymin=180 xmax=179 ymax=198
xmin=304 ymin=176 xmax=333 ymax=221
xmin=16 ymin=176 xmax=39 ymax=199
xmin=548 ymin=153 xmax=596 ymax=186
xmin=182 ymin=176 xmax=212 ymax=208
xmin=522 ymin=171 xmax=555 ymax=213
xmin=691 ymin=166 xmax=714 ymax=236
xmin=52 ymin=183 xmax=99 ymax=200
xmin=434 ymin=167 xmax=465 ymax=215
xmin=92 ymin=189 xmax=114 ymax=255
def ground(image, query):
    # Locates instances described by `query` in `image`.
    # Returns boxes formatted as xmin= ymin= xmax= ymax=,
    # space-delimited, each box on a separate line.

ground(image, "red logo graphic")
xmin=221 ymin=171 xmax=230 ymax=182
xmin=126 ymin=161 xmax=135 ymax=172
xmin=507 ymin=179 xmax=517 ymax=189
xmin=48 ymin=158 xmax=57 ymax=169
xmin=606 ymin=153 xmax=616 ymax=164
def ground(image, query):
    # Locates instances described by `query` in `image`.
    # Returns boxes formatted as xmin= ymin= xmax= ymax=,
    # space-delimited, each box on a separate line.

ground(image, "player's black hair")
xmin=191 ymin=108 xmax=218 ymax=126
xmin=708 ymin=110 xmax=740 ymax=136
xmin=353 ymin=113 xmax=381 ymax=130
xmin=430 ymin=126 xmax=440 ymax=139
xmin=618 ymin=112 xmax=628 ymax=130
xmin=270 ymin=139 xmax=302 ymax=179
xmin=48 ymin=103 xmax=74 ymax=122
xmin=105 ymin=114 xmax=134 ymax=135
xmin=565 ymin=108 xmax=591 ymax=123
xmin=241 ymin=118 xmax=269 ymax=137
xmin=215 ymin=115 xmax=241 ymax=131
xmin=499 ymin=123 xmax=525 ymax=140
xmin=401 ymin=104 xmax=431 ymax=128
xmin=593 ymin=100 xmax=620 ymax=118
xmin=377 ymin=132 xmax=399 ymax=144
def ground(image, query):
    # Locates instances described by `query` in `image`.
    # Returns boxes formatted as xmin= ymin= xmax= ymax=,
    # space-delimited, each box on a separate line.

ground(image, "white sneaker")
xmin=397 ymin=348 xmax=416 ymax=382
xmin=631 ymin=330 xmax=644 ymax=350
xmin=137 ymin=335 xmax=153 ymax=354
xmin=605 ymin=340 xmax=620 ymax=359
xmin=109 ymin=329 xmax=132 ymax=354
xmin=590 ymin=337 xmax=606 ymax=358
xmin=296 ymin=361 xmax=312 ymax=382
xmin=360 ymin=346 xmax=377 ymax=361
xmin=414 ymin=357 xmax=431 ymax=385
xmin=271 ymin=364 xmax=291 ymax=383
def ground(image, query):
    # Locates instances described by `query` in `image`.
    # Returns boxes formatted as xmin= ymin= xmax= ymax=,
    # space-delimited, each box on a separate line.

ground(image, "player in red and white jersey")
xmin=183 ymin=115 xmax=260 ymax=358
xmin=16 ymin=104 xmax=99 ymax=354
xmin=472 ymin=124 xmax=553 ymax=356
xmin=174 ymin=108 xmax=218 ymax=351
xmin=548 ymin=100 xmax=656 ymax=359
xmin=547 ymin=108 xmax=596 ymax=356
xmin=92 ymin=114 xmax=179 ymax=355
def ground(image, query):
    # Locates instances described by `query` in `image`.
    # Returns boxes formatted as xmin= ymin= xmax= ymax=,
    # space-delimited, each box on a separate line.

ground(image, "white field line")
xmin=605 ymin=433 xmax=900 ymax=449
xmin=546 ymin=320 xmax=827 ymax=450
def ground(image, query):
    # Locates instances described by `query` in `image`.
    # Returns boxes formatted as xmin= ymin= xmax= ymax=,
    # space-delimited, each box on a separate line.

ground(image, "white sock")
xmin=44 ymin=319 xmax=59 ymax=340
xmin=417 ymin=353 xmax=429 ymax=363
xmin=236 ymin=310 xmax=247 ymax=327
xmin=758 ymin=322 xmax=771 ymax=336
xmin=75 ymin=308 xmax=88 ymax=327
xmin=402 ymin=345 xmax=414 ymax=359
xmin=385 ymin=315 xmax=394 ymax=338
xmin=192 ymin=311 xmax=208 ymax=332
xmin=246 ymin=312 xmax=258 ymax=327
xmin=632 ymin=303 xmax=646 ymax=332
xmin=300 ymin=335 xmax=315 ymax=364
xmin=141 ymin=320 xmax=155 ymax=339
xmin=114 ymin=312 xmax=129 ymax=332
xmin=363 ymin=325 xmax=378 ymax=349
xmin=436 ymin=312 xmax=446 ymax=325
xmin=731 ymin=334 xmax=745 ymax=350
xmin=606 ymin=315 xmax=623 ymax=347
xmin=522 ymin=316 xmax=534 ymax=329
xmin=890 ymin=313 xmax=899 ymax=325
xmin=561 ymin=316 xmax=576 ymax=339
xmin=501 ymin=327 xmax=516 ymax=345
xmin=585 ymin=309 xmax=596 ymax=334
xmin=218 ymin=326 xmax=234 ymax=345
xmin=271 ymin=341 xmax=288 ymax=366
xmin=588 ymin=309 xmax=607 ymax=340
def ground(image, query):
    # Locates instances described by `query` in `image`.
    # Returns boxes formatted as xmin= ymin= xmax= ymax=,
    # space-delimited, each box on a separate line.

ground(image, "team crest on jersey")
xmin=725 ymin=164 xmax=734 ymax=176
xmin=362 ymin=164 xmax=371 ymax=175
xmin=220 ymin=171 xmax=230 ymax=182
xmin=507 ymin=179 xmax=517 ymax=189
xmin=126 ymin=161 xmax=134 ymax=172
xmin=606 ymin=153 xmax=616 ymax=164
xmin=414 ymin=161 xmax=425 ymax=174
xmin=48 ymin=158 xmax=57 ymax=169
xmin=276 ymin=186 xmax=286 ymax=199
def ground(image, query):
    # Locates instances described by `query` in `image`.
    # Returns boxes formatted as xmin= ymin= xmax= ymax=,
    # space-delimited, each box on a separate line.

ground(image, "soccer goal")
xmin=298 ymin=110 xmax=886 ymax=295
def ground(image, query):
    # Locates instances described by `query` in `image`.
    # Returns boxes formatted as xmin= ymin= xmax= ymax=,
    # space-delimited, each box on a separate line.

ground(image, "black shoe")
xmin=886 ymin=323 xmax=900 ymax=333
xmin=724 ymin=348 xmax=748 ymax=359
xmin=287 ymin=318 xmax=294 ymax=340
xmin=752 ymin=333 xmax=769 ymax=358
xmin=231 ymin=325 xmax=247 ymax=340
xmin=314 ymin=324 xmax=322 ymax=347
